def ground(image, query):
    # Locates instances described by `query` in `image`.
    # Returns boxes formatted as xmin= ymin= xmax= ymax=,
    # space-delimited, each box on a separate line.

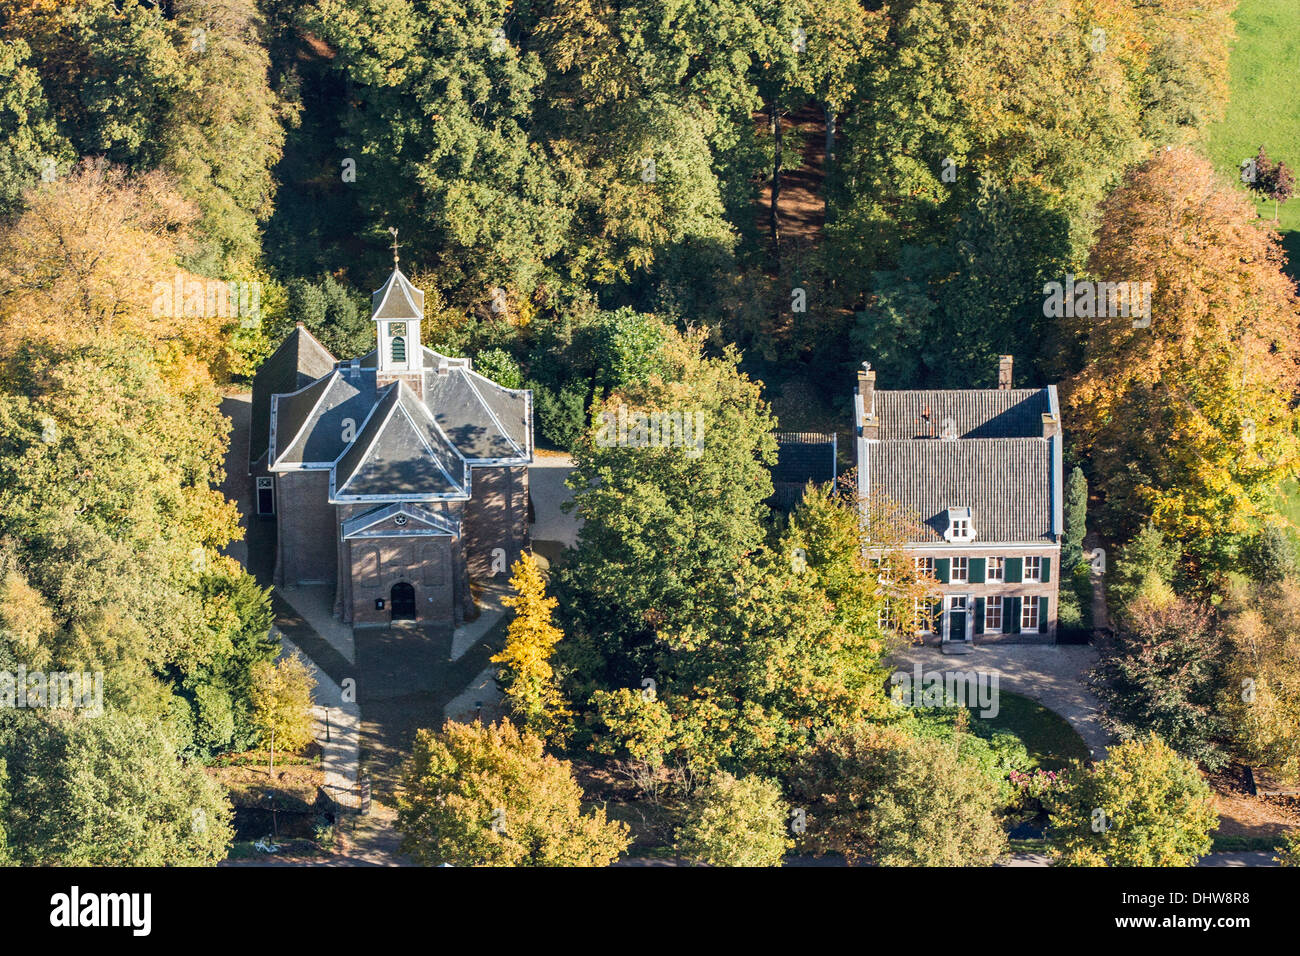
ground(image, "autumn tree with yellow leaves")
xmin=1064 ymin=147 xmax=1300 ymax=575
xmin=492 ymin=552 xmax=572 ymax=744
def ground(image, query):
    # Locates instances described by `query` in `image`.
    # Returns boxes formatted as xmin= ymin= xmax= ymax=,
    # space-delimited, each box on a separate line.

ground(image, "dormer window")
xmin=943 ymin=507 xmax=976 ymax=543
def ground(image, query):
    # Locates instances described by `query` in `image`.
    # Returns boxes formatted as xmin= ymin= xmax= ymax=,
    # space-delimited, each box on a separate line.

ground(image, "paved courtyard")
xmin=890 ymin=642 xmax=1109 ymax=758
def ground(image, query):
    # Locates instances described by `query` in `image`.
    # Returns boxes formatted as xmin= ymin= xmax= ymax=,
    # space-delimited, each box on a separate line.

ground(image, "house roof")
xmin=861 ymin=437 xmax=1057 ymax=544
xmin=856 ymin=379 xmax=1062 ymax=545
xmin=248 ymin=325 xmax=336 ymax=471
xmin=772 ymin=432 xmax=838 ymax=487
xmin=871 ymin=388 xmax=1050 ymax=440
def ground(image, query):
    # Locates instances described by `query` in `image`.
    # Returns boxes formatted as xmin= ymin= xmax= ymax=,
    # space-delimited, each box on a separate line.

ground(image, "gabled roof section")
xmin=270 ymin=369 xmax=379 ymax=469
xmin=862 ymin=437 xmax=1054 ymax=544
xmin=249 ymin=325 xmax=337 ymax=471
xmin=371 ymin=268 xmax=424 ymax=321
xmin=874 ymin=389 xmax=1050 ymax=440
xmin=341 ymin=502 xmax=460 ymax=539
xmin=423 ymin=369 xmax=528 ymax=463
xmin=331 ymin=382 xmax=470 ymax=502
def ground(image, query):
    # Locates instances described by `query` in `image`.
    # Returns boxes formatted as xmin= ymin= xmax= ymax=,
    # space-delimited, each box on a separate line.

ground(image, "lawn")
xmin=1205 ymin=0 xmax=1300 ymax=280
xmin=971 ymin=691 xmax=1092 ymax=772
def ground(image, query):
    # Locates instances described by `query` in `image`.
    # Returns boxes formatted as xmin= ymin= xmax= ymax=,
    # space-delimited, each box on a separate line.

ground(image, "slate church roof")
xmin=855 ymin=362 xmax=1062 ymax=546
xmin=254 ymin=268 xmax=532 ymax=504
xmin=248 ymin=324 xmax=337 ymax=472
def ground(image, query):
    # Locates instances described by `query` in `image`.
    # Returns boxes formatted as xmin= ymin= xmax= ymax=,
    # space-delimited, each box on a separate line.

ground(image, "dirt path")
xmin=754 ymin=101 xmax=827 ymax=248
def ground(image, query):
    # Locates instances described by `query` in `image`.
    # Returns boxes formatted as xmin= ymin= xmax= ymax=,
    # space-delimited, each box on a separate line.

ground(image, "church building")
xmin=248 ymin=264 xmax=533 ymax=628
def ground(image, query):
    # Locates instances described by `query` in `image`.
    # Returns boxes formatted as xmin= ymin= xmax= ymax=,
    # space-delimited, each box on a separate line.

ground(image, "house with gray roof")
xmin=251 ymin=266 xmax=533 ymax=628
xmin=855 ymin=356 xmax=1062 ymax=650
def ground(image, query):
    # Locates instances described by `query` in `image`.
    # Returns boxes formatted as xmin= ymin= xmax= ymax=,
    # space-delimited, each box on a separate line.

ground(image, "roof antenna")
xmin=388 ymin=226 xmax=400 ymax=268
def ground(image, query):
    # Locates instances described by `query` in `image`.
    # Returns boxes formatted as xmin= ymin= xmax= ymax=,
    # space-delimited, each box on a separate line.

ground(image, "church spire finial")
xmin=388 ymin=226 xmax=400 ymax=268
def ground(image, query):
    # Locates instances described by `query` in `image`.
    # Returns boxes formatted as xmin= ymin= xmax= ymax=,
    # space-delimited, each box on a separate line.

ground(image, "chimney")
xmin=1042 ymin=412 xmax=1061 ymax=440
xmin=997 ymin=355 xmax=1013 ymax=390
xmin=857 ymin=362 xmax=879 ymax=439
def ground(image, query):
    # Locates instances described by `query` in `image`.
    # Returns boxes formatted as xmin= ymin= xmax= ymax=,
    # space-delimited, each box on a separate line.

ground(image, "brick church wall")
xmin=274 ymin=470 xmax=338 ymax=587
xmin=463 ymin=466 xmax=529 ymax=582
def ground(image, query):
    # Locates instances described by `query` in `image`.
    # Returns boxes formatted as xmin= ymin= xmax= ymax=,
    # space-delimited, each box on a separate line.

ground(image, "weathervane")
xmin=388 ymin=226 xmax=400 ymax=267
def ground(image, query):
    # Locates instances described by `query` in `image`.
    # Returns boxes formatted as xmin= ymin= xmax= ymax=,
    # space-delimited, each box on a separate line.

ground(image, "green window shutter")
xmin=1041 ymin=556 xmax=1052 ymax=583
xmin=935 ymin=558 xmax=950 ymax=583
xmin=1009 ymin=597 xmax=1021 ymax=633
xmin=1039 ymin=596 xmax=1050 ymax=634
xmin=1006 ymin=557 xmax=1023 ymax=583
xmin=974 ymin=597 xmax=985 ymax=634
xmin=969 ymin=557 xmax=985 ymax=583
xmin=1001 ymin=598 xmax=1012 ymax=634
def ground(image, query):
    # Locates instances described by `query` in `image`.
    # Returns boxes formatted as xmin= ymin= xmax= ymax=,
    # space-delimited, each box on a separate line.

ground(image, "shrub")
xmin=675 ymin=772 xmax=792 ymax=867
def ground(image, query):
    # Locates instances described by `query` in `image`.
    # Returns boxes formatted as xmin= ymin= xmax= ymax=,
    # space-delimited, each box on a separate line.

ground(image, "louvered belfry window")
xmin=391 ymin=336 xmax=406 ymax=363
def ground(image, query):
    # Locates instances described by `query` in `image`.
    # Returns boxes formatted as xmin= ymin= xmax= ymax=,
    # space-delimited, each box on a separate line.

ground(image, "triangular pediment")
xmin=342 ymin=503 xmax=459 ymax=539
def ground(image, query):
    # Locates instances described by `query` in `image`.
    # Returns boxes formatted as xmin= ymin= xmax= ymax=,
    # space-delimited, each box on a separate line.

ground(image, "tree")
xmin=1108 ymin=523 xmax=1182 ymax=616
xmin=558 ymin=329 xmax=777 ymax=683
xmin=250 ymin=652 xmax=316 ymax=772
xmin=1248 ymin=146 xmax=1295 ymax=223
xmin=793 ymin=724 xmax=1007 ymax=866
xmin=676 ymin=772 xmax=792 ymax=867
xmin=1062 ymin=466 xmax=1088 ymax=572
xmin=0 ymin=37 xmax=71 ymax=217
xmin=1276 ymin=829 xmax=1300 ymax=867
xmin=275 ymin=274 xmax=371 ymax=360
xmin=2 ymin=0 xmax=289 ymax=272
xmin=1048 ymin=736 xmax=1216 ymax=867
xmin=1090 ymin=596 xmax=1226 ymax=770
xmin=307 ymin=0 xmax=571 ymax=301
xmin=1246 ymin=524 xmax=1295 ymax=583
xmin=1064 ymin=147 xmax=1300 ymax=576
xmin=396 ymin=720 xmax=630 ymax=866
xmin=473 ymin=347 xmax=523 ymax=389
xmin=492 ymin=552 xmax=571 ymax=743
xmin=0 ymin=710 xmax=233 ymax=865
xmin=1219 ymin=577 xmax=1300 ymax=782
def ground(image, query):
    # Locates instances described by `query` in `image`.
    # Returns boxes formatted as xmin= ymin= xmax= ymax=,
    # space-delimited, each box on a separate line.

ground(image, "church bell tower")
xmin=371 ymin=228 xmax=425 ymax=397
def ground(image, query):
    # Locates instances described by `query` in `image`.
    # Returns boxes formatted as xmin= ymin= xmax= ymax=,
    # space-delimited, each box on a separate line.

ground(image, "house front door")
xmin=389 ymin=582 xmax=416 ymax=620
xmin=945 ymin=594 xmax=970 ymax=642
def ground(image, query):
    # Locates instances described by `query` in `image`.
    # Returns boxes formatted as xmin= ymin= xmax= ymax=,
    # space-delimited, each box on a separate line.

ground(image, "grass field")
xmin=972 ymin=691 xmax=1092 ymax=771
xmin=1205 ymin=0 xmax=1300 ymax=279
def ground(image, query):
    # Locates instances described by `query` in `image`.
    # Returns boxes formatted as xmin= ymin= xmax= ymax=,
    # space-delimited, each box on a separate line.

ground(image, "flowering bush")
xmin=1008 ymin=769 xmax=1064 ymax=817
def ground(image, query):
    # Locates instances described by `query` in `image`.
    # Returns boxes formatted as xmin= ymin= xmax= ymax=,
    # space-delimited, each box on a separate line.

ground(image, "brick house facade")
xmin=251 ymin=266 xmax=533 ymax=628
xmin=855 ymin=356 xmax=1063 ymax=649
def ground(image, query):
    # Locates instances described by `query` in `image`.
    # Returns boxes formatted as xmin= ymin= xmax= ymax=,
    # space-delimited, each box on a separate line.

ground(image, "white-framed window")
xmin=878 ymin=601 xmax=893 ymax=630
xmin=952 ymin=518 xmax=969 ymax=538
xmin=1024 ymin=556 xmax=1042 ymax=582
xmin=951 ymin=556 xmax=969 ymax=583
xmin=1022 ymin=597 xmax=1040 ymax=631
xmin=914 ymin=597 xmax=932 ymax=633
xmin=987 ymin=556 xmax=1004 ymax=581
xmin=869 ymin=557 xmax=892 ymax=584
xmin=985 ymin=596 xmax=1003 ymax=631
xmin=915 ymin=556 xmax=935 ymax=578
